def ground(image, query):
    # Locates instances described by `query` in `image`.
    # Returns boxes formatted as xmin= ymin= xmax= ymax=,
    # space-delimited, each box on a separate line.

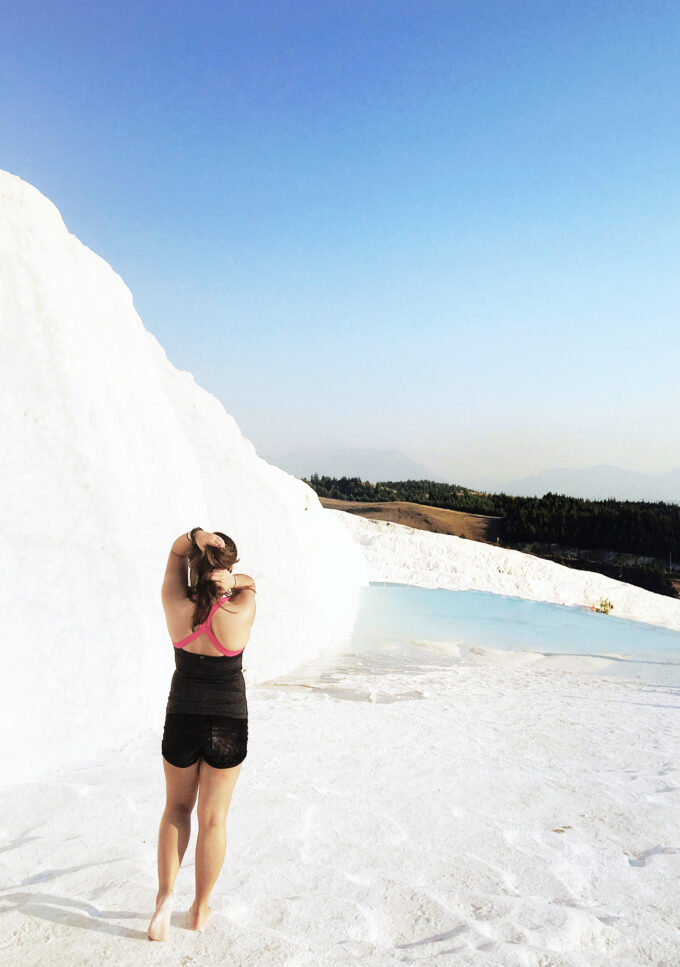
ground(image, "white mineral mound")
xmin=0 ymin=170 xmax=368 ymax=783
xmin=332 ymin=511 xmax=680 ymax=631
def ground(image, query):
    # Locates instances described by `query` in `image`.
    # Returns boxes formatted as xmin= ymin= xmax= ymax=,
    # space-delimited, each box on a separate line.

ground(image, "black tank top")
xmin=166 ymin=649 xmax=248 ymax=717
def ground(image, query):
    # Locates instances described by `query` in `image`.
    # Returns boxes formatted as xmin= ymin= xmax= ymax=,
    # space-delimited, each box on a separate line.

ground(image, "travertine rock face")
xmin=0 ymin=170 xmax=368 ymax=781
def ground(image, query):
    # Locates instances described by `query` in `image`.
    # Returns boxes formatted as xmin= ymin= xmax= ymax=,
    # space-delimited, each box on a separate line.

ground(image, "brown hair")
xmin=187 ymin=531 xmax=240 ymax=630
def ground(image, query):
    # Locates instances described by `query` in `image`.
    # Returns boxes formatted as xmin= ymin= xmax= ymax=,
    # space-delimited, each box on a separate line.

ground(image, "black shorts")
xmin=162 ymin=712 xmax=248 ymax=769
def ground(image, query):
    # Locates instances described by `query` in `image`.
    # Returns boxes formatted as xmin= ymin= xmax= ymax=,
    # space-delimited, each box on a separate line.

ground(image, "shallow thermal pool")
xmin=282 ymin=581 xmax=680 ymax=689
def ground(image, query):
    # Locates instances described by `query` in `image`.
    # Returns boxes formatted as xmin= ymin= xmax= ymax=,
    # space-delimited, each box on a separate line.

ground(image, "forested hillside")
xmin=306 ymin=474 xmax=680 ymax=562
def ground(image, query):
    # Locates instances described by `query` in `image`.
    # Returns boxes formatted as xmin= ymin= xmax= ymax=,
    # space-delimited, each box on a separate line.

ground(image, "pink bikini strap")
xmin=205 ymin=594 xmax=244 ymax=656
xmin=208 ymin=594 xmax=230 ymax=616
xmin=172 ymin=594 xmax=233 ymax=649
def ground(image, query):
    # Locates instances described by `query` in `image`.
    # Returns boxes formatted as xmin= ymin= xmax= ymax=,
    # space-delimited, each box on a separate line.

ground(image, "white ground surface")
xmin=2 ymin=642 xmax=679 ymax=967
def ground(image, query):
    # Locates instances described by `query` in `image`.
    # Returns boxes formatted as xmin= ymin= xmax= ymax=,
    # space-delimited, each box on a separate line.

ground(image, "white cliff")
xmin=0 ymin=170 xmax=368 ymax=782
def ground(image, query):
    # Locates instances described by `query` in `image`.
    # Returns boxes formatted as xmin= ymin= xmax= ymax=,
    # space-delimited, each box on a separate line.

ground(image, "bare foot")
xmin=146 ymin=892 xmax=174 ymax=941
xmin=189 ymin=899 xmax=212 ymax=932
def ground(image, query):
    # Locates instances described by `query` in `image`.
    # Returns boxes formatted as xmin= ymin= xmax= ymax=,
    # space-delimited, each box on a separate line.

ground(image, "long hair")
xmin=187 ymin=531 xmax=240 ymax=630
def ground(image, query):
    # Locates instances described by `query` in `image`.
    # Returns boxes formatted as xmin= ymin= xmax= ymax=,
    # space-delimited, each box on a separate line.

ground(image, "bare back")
xmin=163 ymin=580 xmax=256 ymax=657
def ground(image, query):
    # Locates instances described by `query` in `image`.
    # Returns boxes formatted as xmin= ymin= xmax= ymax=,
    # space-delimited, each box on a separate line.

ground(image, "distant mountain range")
xmin=265 ymin=447 xmax=680 ymax=505
xmin=475 ymin=464 xmax=680 ymax=504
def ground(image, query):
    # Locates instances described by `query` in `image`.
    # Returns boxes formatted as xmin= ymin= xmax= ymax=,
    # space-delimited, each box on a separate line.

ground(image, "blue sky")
xmin=2 ymin=1 xmax=678 ymax=483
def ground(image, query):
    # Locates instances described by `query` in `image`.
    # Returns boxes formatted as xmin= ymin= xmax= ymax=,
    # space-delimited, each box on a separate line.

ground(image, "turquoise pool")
xmin=345 ymin=582 xmax=680 ymax=686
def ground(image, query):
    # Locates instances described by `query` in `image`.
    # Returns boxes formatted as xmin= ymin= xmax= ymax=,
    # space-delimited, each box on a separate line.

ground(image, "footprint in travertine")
xmin=502 ymin=826 xmax=590 ymax=897
xmin=394 ymin=924 xmax=467 ymax=950
xmin=626 ymin=846 xmax=680 ymax=868
xmin=353 ymin=882 xmax=462 ymax=948
xmin=372 ymin=690 xmax=425 ymax=703
xmin=503 ymin=827 xmax=550 ymax=855
xmin=312 ymin=685 xmax=425 ymax=703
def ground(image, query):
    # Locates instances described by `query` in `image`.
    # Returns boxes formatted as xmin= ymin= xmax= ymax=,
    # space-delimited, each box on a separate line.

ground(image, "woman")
xmin=147 ymin=526 xmax=257 ymax=941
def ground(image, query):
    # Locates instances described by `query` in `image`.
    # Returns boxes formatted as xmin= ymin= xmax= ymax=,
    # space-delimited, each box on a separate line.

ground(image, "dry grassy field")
xmin=319 ymin=497 xmax=503 ymax=544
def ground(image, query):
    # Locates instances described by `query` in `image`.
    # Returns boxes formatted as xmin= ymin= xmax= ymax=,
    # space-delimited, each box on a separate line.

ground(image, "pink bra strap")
xmin=173 ymin=594 xmax=236 ymax=650
xmin=207 ymin=594 xmax=230 ymax=617
xmin=204 ymin=595 xmax=244 ymax=655
xmin=173 ymin=628 xmax=200 ymax=648
xmin=204 ymin=626 xmax=245 ymax=657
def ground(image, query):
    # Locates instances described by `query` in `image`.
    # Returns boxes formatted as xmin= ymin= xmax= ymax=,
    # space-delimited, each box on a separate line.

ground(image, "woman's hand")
xmin=195 ymin=530 xmax=226 ymax=552
xmin=212 ymin=567 xmax=237 ymax=592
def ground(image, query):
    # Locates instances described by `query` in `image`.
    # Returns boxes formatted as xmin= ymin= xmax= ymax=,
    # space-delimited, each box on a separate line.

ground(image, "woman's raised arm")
xmin=170 ymin=528 xmax=225 ymax=558
xmin=163 ymin=528 xmax=228 ymax=604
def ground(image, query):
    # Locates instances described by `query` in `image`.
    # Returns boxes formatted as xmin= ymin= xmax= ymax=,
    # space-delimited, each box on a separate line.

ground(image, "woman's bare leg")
xmin=191 ymin=759 xmax=243 ymax=931
xmin=147 ymin=757 xmax=200 ymax=941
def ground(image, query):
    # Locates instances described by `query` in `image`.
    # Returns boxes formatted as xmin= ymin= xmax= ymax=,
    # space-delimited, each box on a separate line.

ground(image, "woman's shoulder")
xmin=231 ymin=574 xmax=257 ymax=596
xmin=218 ymin=576 xmax=256 ymax=613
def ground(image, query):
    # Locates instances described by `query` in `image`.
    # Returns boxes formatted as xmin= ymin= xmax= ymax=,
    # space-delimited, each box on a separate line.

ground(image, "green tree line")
xmin=304 ymin=474 xmax=680 ymax=559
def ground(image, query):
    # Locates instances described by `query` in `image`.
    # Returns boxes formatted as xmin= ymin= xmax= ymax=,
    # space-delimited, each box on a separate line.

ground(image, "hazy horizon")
xmin=2 ymin=2 xmax=678 ymax=480
xmin=263 ymin=444 xmax=680 ymax=502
